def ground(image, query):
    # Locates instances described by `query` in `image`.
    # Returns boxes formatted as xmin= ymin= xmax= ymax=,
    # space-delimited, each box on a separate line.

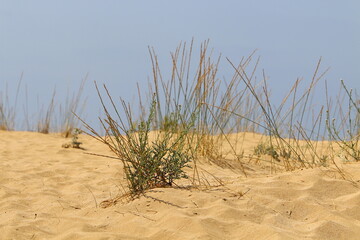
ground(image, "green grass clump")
xmin=61 ymin=128 xmax=83 ymax=149
xmin=81 ymin=87 xmax=195 ymax=195
xmin=124 ymin=98 xmax=194 ymax=192
xmin=254 ymin=142 xmax=280 ymax=161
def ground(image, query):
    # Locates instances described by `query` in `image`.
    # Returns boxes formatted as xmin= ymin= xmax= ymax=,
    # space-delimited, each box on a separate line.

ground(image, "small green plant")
xmin=125 ymin=99 xmax=193 ymax=192
xmin=319 ymin=155 xmax=329 ymax=167
xmin=254 ymin=142 xmax=279 ymax=161
xmin=81 ymin=88 xmax=195 ymax=196
xmin=160 ymin=112 xmax=184 ymax=132
xmin=71 ymin=128 xmax=83 ymax=148
xmin=62 ymin=128 xmax=83 ymax=149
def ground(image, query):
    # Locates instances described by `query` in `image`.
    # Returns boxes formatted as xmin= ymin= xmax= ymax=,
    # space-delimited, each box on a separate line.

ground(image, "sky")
xmin=0 ymin=0 xmax=359 ymax=130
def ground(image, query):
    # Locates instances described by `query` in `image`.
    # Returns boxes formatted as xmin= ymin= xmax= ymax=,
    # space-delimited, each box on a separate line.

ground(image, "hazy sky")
xmin=1 ymin=0 xmax=359 ymax=128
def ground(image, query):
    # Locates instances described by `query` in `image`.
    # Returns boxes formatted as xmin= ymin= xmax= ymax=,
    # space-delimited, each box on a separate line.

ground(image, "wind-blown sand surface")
xmin=1 ymin=130 xmax=360 ymax=239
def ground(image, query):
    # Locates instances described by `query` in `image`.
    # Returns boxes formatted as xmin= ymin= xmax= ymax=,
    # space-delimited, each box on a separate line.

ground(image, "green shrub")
xmin=82 ymin=90 xmax=195 ymax=195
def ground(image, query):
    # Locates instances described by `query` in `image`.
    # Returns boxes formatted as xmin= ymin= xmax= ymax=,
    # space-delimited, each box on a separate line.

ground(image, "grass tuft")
xmin=79 ymin=40 xmax=359 ymax=200
xmin=80 ymin=85 xmax=196 ymax=196
xmin=326 ymin=80 xmax=359 ymax=162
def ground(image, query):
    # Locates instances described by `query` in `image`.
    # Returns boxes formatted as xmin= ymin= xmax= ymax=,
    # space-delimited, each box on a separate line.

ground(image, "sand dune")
xmin=1 ymin=130 xmax=360 ymax=239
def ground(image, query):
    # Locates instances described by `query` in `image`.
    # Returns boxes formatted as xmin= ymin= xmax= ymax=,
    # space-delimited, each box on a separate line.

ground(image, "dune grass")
xmin=224 ymin=57 xmax=333 ymax=172
xmin=78 ymin=40 xmax=358 ymax=199
xmin=0 ymin=74 xmax=23 ymax=130
xmin=2 ymin=40 xmax=358 ymax=198
xmin=326 ymin=80 xmax=359 ymax=162
xmin=0 ymin=96 xmax=14 ymax=130
xmin=0 ymin=76 xmax=86 ymax=137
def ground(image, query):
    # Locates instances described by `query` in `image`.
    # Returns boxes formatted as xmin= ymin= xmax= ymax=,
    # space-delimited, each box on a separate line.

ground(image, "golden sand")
xmin=1 ymin=130 xmax=360 ymax=239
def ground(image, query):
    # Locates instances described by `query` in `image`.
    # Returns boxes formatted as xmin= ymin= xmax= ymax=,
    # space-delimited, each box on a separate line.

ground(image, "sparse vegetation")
xmin=60 ymin=77 xmax=87 ymax=138
xmin=0 ymin=75 xmax=22 ymax=131
xmin=2 ymin=40 xmax=358 ymax=198
xmin=37 ymin=90 xmax=56 ymax=134
xmin=0 ymin=77 xmax=86 ymax=136
xmin=223 ymin=56 xmax=337 ymax=172
xmin=78 ymin=40 xmax=358 ymax=199
xmin=326 ymin=80 xmax=360 ymax=162
xmin=254 ymin=142 xmax=280 ymax=161
xmin=0 ymin=100 xmax=12 ymax=130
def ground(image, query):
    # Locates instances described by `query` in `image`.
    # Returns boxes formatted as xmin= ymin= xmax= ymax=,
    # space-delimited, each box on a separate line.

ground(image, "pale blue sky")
xmin=1 ymin=0 xmax=359 ymax=129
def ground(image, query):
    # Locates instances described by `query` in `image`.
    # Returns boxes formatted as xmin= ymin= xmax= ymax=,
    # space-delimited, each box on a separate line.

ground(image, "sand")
xmin=1 ymin=130 xmax=360 ymax=240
